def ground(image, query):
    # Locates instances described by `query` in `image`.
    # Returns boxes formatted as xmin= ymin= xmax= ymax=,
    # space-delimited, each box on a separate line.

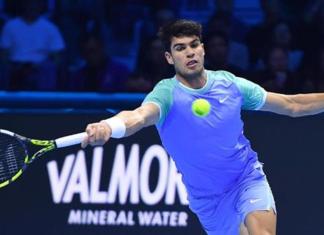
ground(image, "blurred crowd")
xmin=0 ymin=0 xmax=324 ymax=94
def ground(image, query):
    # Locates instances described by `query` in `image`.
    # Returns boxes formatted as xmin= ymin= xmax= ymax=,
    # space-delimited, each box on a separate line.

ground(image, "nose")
xmin=186 ymin=48 xmax=195 ymax=58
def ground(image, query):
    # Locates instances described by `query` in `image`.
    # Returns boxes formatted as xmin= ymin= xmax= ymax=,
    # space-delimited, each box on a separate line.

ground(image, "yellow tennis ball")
xmin=192 ymin=98 xmax=211 ymax=117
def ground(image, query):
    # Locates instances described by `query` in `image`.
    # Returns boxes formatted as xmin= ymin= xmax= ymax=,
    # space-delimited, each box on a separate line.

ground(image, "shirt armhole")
xmin=142 ymin=101 xmax=163 ymax=122
xmin=254 ymin=89 xmax=267 ymax=110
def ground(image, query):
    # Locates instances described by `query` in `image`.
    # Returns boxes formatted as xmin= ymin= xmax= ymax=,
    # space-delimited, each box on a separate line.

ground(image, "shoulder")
xmin=153 ymin=78 xmax=176 ymax=91
xmin=143 ymin=78 xmax=176 ymax=127
xmin=208 ymin=70 xmax=237 ymax=81
xmin=144 ymin=78 xmax=176 ymax=102
xmin=207 ymin=70 xmax=240 ymax=87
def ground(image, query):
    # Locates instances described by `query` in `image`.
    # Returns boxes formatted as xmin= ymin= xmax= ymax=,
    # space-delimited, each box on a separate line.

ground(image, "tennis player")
xmin=82 ymin=19 xmax=324 ymax=235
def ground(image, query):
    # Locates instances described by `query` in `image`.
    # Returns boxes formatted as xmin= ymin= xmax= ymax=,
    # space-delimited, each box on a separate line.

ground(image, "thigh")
xmin=235 ymin=176 xmax=277 ymax=234
xmin=245 ymin=209 xmax=276 ymax=235
xmin=236 ymin=166 xmax=276 ymax=225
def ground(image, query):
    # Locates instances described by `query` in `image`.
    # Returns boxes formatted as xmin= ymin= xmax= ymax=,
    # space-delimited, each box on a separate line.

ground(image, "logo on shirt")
xmin=219 ymin=96 xmax=229 ymax=103
xmin=249 ymin=198 xmax=262 ymax=204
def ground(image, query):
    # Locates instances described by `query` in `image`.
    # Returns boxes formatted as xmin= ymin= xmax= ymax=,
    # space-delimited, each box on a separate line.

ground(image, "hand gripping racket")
xmin=0 ymin=129 xmax=87 ymax=188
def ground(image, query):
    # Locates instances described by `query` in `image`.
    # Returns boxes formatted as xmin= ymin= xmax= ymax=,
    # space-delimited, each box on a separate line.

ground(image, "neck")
xmin=176 ymin=69 xmax=207 ymax=89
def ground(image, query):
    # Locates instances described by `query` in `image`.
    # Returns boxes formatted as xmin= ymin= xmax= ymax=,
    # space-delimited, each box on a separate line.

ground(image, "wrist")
xmin=103 ymin=117 xmax=126 ymax=138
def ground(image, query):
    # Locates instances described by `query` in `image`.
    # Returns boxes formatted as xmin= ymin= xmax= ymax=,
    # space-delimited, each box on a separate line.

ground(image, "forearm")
xmin=108 ymin=104 xmax=159 ymax=137
xmin=290 ymin=93 xmax=324 ymax=117
xmin=114 ymin=110 xmax=145 ymax=137
xmin=82 ymin=104 xmax=159 ymax=148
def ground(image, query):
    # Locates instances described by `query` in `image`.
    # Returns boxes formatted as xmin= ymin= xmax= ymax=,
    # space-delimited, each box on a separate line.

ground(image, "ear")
xmin=165 ymin=51 xmax=174 ymax=65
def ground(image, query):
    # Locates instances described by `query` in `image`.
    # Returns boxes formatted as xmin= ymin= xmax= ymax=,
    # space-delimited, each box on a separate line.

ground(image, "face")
xmin=273 ymin=23 xmax=291 ymax=46
xmin=83 ymin=38 xmax=105 ymax=66
xmin=268 ymin=48 xmax=288 ymax=72
xmin=165 ymin=36 xmax=205 ymax=80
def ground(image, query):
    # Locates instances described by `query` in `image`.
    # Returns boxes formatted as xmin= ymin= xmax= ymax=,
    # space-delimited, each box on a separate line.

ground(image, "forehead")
xmin=170 ymin=35 xmax=200 ymax=46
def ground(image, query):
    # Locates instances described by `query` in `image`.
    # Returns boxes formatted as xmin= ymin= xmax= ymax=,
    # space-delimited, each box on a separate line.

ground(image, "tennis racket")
xmin=0 ymin=129 xmax=87 ymax=188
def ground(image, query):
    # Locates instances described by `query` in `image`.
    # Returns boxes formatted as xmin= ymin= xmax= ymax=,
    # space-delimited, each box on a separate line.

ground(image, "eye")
xmin=191 ymin=41 xmax=200 ymax=48
xmin=175 ymin=45 xmax=185 ymax=51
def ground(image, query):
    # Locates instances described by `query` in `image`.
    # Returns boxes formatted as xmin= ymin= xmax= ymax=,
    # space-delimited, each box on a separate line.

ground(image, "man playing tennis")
xmin=82 ymin=19 xmax=324 ymax=235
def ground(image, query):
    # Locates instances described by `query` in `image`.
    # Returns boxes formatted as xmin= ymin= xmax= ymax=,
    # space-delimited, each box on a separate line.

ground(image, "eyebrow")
xmin=172 ymin=38 xmax=200 ymax=49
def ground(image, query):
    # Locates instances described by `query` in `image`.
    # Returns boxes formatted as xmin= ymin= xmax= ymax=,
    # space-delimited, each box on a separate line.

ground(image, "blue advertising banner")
xmin=0 ymin=112 xmax=203 ymax=235
xmin=0 ymin=109 xmax=324 ymax=235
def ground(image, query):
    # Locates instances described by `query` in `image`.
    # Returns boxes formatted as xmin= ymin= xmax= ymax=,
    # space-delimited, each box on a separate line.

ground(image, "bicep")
xmin=260 ymin=92 xmax=295 ymax=116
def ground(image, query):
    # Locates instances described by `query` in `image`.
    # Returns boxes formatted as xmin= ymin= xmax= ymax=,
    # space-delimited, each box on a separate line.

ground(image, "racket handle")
xmin=55 ymin=132 xmax=87 ymax=148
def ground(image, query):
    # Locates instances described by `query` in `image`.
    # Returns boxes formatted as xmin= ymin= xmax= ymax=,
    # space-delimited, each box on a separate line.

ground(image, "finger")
xmin=99 ymin=121 xmax=112 ymax=141
xmin=85 ymin=124 xmax=98 ymax=146
xmin=86 ymin=124 xmax=96 ymax=136
xmin=93 ymin=126 xmax=105 ymax=146
xmin=88 ymin=130 xmax=97 ymax=144
xmin=81 ymin=135 xmax=89 ymax=148
xmin=98 ymin=125 xmax=107 ymax=142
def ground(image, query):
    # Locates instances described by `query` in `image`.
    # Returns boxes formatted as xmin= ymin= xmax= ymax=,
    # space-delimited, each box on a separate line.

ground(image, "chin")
xmin=184 ymin=68 xmax=204 ymax=79
xmin=190 ymin=66 xmax=204 ymax=74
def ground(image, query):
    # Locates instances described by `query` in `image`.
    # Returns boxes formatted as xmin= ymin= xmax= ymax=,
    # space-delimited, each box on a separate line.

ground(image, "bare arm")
xmin=81 ymin=103 xmax=160 ymax=147
xmin=260 ymin=92 xmax=324 ymax=117
xmin=114 ymin=103 xmax=160 ymax=136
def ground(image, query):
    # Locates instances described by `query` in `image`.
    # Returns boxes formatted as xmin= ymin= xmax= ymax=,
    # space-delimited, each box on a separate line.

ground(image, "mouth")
xmin=186 ymin=60 xmax=198 ymax=68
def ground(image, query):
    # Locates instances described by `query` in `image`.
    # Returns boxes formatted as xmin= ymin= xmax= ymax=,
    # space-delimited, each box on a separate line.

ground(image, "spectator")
xmin=205 ymin=31 xmax=246 ymax=77
xmin=271 ymin=21 xmax=303 ymax=71
xmin=299 ymin=2 xmax=324 ymax=79
xmin=70 ymin=34 xmax=130 ymax=92
xmin=246 ymin=0 xmax=283 ymax=68
xmin=0 ymin=0 xmax=65 ymax=90
xmin=214 ymin=0 xmax=250 ymax=42
xmin=300 ymin=46 xmax=324 ymax=93
xmin=127 ymin=37 xmax=174 ymax=92
xmin=252 ymin=46 xmax=298 ymax=94
xmin=139 ymin=8 xmax=176 ymax=45
xmin=206 ymin=12 xmax=250 ymax=70
xmin=53 ymin=0 xmax=110 ymax=66
xmin=253 ymin=21 xmax=304 ymax=72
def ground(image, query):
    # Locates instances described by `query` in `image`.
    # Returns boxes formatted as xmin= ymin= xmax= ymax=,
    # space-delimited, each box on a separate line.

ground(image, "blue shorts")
xmin=188 ymin=163 xmax=276 ymax=235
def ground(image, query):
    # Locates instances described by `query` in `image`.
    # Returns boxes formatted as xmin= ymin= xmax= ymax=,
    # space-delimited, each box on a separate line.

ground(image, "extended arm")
xmin=260 ymin=92 xmax=324 ymax=117
xmin=81 ymin=103 xmax=160 ymax=147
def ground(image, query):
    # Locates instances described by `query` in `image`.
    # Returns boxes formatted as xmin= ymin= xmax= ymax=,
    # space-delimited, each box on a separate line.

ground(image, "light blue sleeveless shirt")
xmin=143 ymin=70 xmax=267 ymax=197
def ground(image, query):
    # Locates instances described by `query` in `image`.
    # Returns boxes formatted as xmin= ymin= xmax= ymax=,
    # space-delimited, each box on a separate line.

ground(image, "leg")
xmin=236 ymin=164 xmax=277 ymax=235
xmin=245 ymin=209 xmax=276 ymax=235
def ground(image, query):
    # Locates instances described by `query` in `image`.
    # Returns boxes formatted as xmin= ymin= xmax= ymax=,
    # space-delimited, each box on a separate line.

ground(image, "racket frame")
xmin=0 ymin=129 xmax=86 ymax=188
xmin=0 ymin=129 xmax=56 ymax=188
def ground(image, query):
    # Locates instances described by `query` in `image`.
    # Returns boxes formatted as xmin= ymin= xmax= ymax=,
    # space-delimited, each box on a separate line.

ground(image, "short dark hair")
xmin=157 ymin=19 xmax=202 ymax=51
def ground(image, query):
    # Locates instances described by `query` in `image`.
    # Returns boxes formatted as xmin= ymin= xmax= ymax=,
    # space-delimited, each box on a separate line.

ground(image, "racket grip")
xmin=55 ymin=132 xmax=87 ymax=148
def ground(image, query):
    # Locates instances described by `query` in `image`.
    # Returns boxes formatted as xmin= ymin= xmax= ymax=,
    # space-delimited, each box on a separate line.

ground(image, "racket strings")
xmin=0 ymin=134 xmax=27 ymax=181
